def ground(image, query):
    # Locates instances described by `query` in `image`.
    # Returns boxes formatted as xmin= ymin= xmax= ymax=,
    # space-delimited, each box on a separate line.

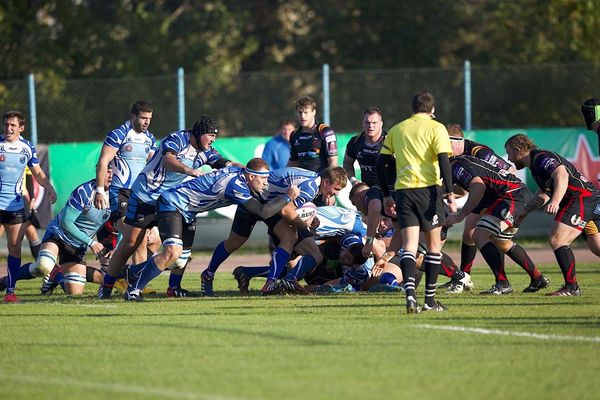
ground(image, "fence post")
xmin=322 ymin=64 xmax=330 ymax=125
xmin=177 ymin=67 xmax=185 ymax=130
xmin=464 ymin=60 xmax=472 ymax=131
xmin=28 ymin=73 xmax=38 ymax=145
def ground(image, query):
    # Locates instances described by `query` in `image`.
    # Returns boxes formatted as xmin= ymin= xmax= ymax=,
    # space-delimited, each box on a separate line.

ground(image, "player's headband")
xmin=449 ymin=136 xmax=464 ymax=142
xmin=245 ymin=168 xmax=270 ymax=177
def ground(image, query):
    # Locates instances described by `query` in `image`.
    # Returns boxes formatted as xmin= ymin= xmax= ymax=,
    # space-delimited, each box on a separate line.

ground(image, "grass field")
xmin=1 ymin=262 xmax=599 ymax=400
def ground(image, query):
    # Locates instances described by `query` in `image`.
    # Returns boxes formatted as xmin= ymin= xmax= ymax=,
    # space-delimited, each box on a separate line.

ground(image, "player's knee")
xmin=63 ymin=272 xmax=86 ymax=295
xmin=169 ymin=248 xmax=191 ymax=270
xmin=162 ymin=238 xmax=183 ymax=265
xmin=32 ymin=249 xmax=57 ymax=277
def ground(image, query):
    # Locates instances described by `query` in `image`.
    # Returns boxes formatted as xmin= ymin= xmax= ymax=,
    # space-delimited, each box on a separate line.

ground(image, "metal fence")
xmin=1 ymin=62 xmax=598 ymax=143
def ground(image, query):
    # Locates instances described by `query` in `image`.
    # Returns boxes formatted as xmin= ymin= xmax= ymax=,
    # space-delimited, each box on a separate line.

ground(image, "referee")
xmin=376 ymin=91 xmax=456 ymax=313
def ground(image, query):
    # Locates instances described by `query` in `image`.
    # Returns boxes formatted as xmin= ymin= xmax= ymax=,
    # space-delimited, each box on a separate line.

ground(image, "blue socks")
xmin=16 ymin=263 xmax=35 ymax=281
xmin=380 ymin=272 xmax=398 ymax=287
xmin=285 ymin=255 xmax=316 ymax=281
xmin=6 ymin=256 xmax=21 ymax=293
xmin=207 ymin=242 xmax=230 ymax=274
xmin=127 ymin=261 xmax=148 ymax=282
xmin=268 ymin=247 xmax=291 ymax=280
xmin=132 ymin=258 xmax=162 ymax=290
xmin=169 ymin=272 xmax=183 ymax=288
xmin=239 ymin=266 xmax=270 ymax=278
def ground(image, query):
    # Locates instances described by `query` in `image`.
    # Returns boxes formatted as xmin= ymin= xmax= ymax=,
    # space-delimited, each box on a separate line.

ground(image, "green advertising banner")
xmin=47 ymin=128 xmax=600 ymax=213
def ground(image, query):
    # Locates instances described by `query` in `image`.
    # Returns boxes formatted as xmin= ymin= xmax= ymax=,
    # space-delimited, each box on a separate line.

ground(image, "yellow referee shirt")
xmin=380 ymin=114 xmax=452 ymax=190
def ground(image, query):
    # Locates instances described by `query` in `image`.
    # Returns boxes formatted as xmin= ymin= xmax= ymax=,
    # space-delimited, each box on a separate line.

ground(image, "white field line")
xmin=58 ymin=303 xmax=119 ymax=308
xmin=415 ymin=324 xmax=600 ymax=343
xmin=0 ymin=374 xmax=243 ymax=400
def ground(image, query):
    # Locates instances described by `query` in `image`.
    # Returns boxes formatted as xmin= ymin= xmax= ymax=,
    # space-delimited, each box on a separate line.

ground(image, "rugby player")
xmin=505 ymin=133 xmax=598 ymax=296
xmin=1 ymin=110 xmax=57 ymax=303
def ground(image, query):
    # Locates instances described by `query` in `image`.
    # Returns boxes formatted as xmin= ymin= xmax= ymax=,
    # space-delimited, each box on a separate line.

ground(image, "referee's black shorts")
xmin=394 ymin=185 xmax=446 ymax=232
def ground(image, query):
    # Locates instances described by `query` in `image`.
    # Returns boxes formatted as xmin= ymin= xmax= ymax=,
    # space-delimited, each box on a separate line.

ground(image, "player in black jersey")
xmin=344 ymin=107 xmax=392 ymax=188
xmin=288 ymin=96 xmax=338 ymax=172
xmin=446 ymin=155 xmax=549 ymax=294
xmin=446 ymin=124 xmax=518 ymax=278
xmin=505 ymin=133 xmax=599 ymax=296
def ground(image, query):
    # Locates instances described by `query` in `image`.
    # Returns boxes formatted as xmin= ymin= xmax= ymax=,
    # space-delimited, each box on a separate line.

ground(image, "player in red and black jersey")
xmin=288 ymin=96 xmax=338 ymax=175
xmin=447 ymin=124 xmax=517 ymax=278
xmin=343 ymin=107 xmax=394 ymax=188
xmin=505 ymin=133 xmax=599 ymax=296
xmin=446 ymin=155 xmax=549 ymax=294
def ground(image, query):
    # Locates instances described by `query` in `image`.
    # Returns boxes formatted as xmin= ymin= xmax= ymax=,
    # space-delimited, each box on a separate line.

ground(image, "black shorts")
xmin=96 ymin=221 xmax=118 ymax=251
xmin=304 ymin=242 xmax=343 ymax=285
xmin=157 ymin=211 xmax=196 ymax=248
xmin=231 ymin=206 xmax=281 ymax=238
xmin=394 ymin=186 xmax=445 ymax=232
xmin=43 ymin=234 xmax=87 ymax=265
xmin=473 ymin=187 xmax=531 ymax=226
xmin=124 ymin=195 xmax=157 ymax=229
xmin=109 ymin=187 xmax=132 ymax=222
xmin=556 ymin=192 xmax=597 ymax=231
xmin=0 ymin=209 xmax=25 ymax=225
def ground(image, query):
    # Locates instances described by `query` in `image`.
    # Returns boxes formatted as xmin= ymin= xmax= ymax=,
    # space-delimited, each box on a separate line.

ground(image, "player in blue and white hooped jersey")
xmin=123 ymin=158 xmax=297 ymax=301
xmin=10 ymin=171 xmax=112 ymax=296
xmin=100 ymin=115 xmax=234 ymax=299
xmin=94 ymin=101 xmax=157 ymax=222
xmin=204 ymin=166 xmax=347 ymax=295
xmin=1 ymin=111 xmax=57 ymax=303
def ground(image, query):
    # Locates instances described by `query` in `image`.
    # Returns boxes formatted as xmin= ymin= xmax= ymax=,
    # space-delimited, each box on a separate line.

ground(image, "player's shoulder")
xmin=317 ymin=123 xmax=335 ymax=136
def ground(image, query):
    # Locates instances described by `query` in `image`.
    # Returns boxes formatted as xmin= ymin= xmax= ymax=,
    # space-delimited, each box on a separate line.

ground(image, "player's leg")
xmin=280 ymin=235 xmax=324 ymax=294
xmin=61 ymin=261 xmax=87 ymax=295
xmin=547 ymin=221 xmax=584 ymax=296
xmin=460 ymin=212 xmax=480 ymax=273
xmin=3 ymin=211 xmax=25 ymax=302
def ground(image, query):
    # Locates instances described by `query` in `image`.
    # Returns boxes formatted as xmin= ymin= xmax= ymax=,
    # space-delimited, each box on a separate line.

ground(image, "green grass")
xmin=1 ymin=263 xmax=600 ymax=400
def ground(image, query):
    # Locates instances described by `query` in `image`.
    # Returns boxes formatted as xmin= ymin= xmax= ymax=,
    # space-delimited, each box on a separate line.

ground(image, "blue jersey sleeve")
xmin=224 ymin=176 xmax=253 ymax=204
xmin=162 ymin=132 xmax=186 ymax=154
xmin=66 ymin=184 xmax=90 ymax=212
xmin=293 ymin=177 xmax=320 ymax=207
xmin=103 ymin=122 xmax=128 ymax=149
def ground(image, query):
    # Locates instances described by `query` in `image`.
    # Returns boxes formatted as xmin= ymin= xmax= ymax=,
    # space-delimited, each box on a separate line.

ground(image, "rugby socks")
xmin=460 ymin=243 xmax=477 ymax=273
xmin=207 ymin=241 xmax=229 ymax=274
xmin=424 ymin=252 xmax=442 ymax=307
xmin=168 ymin=273 xmax=183 ymax=289
xmin=16 ymin=263 xmax=35 ymax=280
xmin=379 ymin=272 xmax=398 ymax=287
xmin=6 ymin=256 xmax=21 ymax=294
xmin=285 ymin=255 xmax=316 ymax=281
xmin=127 ymin=261 xmax=148 ymax=282
xmin=29 ymin=239 xmax=42 ymax=259
xmin=133 ymin=258 xmax=162 ymax=290
xmin=440 ymin=252 xmax=458 ymax=278
xmin=480 ymin=242 xmax=509 ymax=286
xmin=399 ymin=251 xmax=417 ymax=299
xmin=103 ymin=271 xmax=118 ymax=287
xmin=268 ymin=247 xmax=290 ymax=280
xmin=554 ymin=245 xmax=578 ymax=288
xmin=506 ymin=243 xmax=541 ymax=280
xmin=239 ymin=266 xmax=270 ymax=278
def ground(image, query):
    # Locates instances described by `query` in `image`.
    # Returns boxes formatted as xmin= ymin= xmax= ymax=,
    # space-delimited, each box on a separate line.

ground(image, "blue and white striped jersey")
xmin=130 ymin=130 xmax=226 ymax=205
xmin=261 ymin=167 xmax=321 ymax=207
xmin=313 ymin=206 xmax=366 ymax=239
xmin=159 ymin=166 xmax=253 ymax=224
xmin=104 ymin=120 xmax=157 ymax=189
xmin=0 ymin=136 xmax=39 ymax=211
xmin=45 ymin=180 xmax=111 ymax=249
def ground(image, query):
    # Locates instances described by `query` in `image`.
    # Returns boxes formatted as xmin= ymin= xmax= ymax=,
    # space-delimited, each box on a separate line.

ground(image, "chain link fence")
xmin=0 ymin=63 xmax=598 ymax=143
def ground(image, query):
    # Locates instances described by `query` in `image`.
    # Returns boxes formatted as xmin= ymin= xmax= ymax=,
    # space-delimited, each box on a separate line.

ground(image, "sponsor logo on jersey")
xmin=570 ymin=214 xmax=583 ymax=227
xmin=0 ymin=154 xmax=5 ymax=162
xmin=432 ymin=214 xmax=439 ymax=226
xmin=19 ymin=156 xmax=26 ymax=164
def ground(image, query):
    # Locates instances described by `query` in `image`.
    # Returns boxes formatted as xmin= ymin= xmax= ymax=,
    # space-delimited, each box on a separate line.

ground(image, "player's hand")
xmin=287 ymin=185 xmax=300 ymax=201
xmin=371 ymin=259 xmax=385 ymax=278
xmin=545 ymin=200 xmax=560 ymax=215
xmin=94 ymin=192 xmax=108 ymax=209
xmin=383 ymin=196 xmax=396 ymax=217
xmin=362 ymin=242 xmax=373 ymax=258
xmin=90 ymin=241 xmax=105 ymax=256
xmin=47 ymin=187 xmax=57 ymax=204
xmin=446 ymin=194 xmax=458 ymax=214
xmin=323 ymin=195 xmax=336 ymax=206
xmin=190 ymin=169 xmax=204 ymax=178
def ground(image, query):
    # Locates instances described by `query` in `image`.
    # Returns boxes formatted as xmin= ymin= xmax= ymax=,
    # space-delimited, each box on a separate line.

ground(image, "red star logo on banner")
xmin=568 ymin=135 xmax=600 ymax=189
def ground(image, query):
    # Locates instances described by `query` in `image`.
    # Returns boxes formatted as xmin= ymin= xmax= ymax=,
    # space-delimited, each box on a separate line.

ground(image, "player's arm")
xmin=343 ymin=154 xmax=358 ymax=184
xmin=30 ymin=164 xmax=57 ymax=204
xmin=454 ymin=177 xmax=485 ymax=221
xmin=162 ymin=151 xmax=202 ymax=177
xmin=25 ymin=170 xmax=35 ymax=208
xmin=547 ymin=165 xmax=569 ymax=214
xmin=94 ymin=144 xmax=119 ymax=208
xmin=287 ymin=138 xmax=299 ymax=167
xmin=438 ymin=152 xmax=456 ymax=213
xmin=363 ymin=198 xmax=383 ymax=257
xmin=241 ymin=197 xmax=290 ymax=220
xmin=59 ymin=206 xmax=104 ymax=255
